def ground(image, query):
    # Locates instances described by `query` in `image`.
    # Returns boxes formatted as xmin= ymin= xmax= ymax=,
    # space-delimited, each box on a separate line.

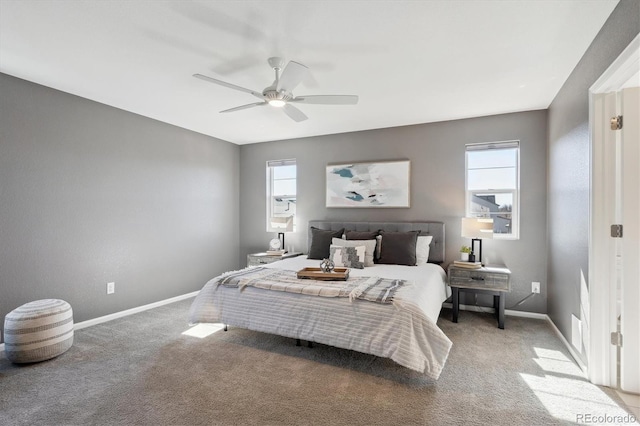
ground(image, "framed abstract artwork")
xmin=326 ymin=160 xmax=410 ymax=208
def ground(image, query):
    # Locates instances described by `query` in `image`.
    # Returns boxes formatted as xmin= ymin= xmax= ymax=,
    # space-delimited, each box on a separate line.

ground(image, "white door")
xmin=589 ymin=34 xmax=639 ymax=392
xmin=619 ymin=86 xmax=639 ymax=393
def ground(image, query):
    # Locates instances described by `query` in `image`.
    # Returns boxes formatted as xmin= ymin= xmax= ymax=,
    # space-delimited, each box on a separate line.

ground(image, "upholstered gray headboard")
xmin=307 ymin=220 xmax=445 ymax=264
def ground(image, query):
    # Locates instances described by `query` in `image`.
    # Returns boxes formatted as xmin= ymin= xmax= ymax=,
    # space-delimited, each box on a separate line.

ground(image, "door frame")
xmin=588 ymin=33 xmax=639 ymax=387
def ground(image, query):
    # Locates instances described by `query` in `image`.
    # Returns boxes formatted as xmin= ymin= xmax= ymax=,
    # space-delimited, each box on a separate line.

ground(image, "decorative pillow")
xmin=345 ymin=230 xmax=378 ymax=240
xmin=377 ymin=230 xmax=421 ymax=266
xmin=329 ymin=245 xmax=365 ymax=269
xmin=375 ymin=235 xmax=382 ymax=261
xmin=308 ymin=227 xmax=344 ymax=259
xmin=345 ymin=230 xmax=381 ymax=261
xmin=331 ymin=238 xmax=377 ymax=266
xmin=415 ymin=235 xmax=433 ymax=265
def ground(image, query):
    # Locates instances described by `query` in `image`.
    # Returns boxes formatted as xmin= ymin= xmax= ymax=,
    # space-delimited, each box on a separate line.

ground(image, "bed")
xmin=189 ymin=221 xmax=452 ymax=380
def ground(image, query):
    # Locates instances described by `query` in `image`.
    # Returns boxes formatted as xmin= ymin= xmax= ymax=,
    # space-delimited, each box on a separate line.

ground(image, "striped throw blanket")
xmin=215 ymin=267 xmax=407 ymax=304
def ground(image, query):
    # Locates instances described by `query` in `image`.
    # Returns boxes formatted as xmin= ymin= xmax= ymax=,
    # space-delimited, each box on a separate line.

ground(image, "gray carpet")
xmin=0 ymin=298 xmax=634 ymax=426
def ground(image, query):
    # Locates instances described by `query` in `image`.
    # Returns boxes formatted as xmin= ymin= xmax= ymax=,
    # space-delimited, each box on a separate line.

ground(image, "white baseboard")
xmin=0 ymin=291 xmax=199 ymax=353
xmin=1 ymin=293 xmax=586 ymax=378
xmin=441 ymin=302 xmax=547 ymax=319
xmin=441 ymin=302 xmax=587 ymax=374
xmin=546 ymin=315 xmax=588 ymax=375
xmin=505 ymin=309 xmax=547 ymax=320
xmin=73 ymin=291 xmax=199 ymax=331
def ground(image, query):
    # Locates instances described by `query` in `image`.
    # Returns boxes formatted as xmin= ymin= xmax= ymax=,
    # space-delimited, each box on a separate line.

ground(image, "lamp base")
xmin=471 ymin=238 xmax=482 ymax=265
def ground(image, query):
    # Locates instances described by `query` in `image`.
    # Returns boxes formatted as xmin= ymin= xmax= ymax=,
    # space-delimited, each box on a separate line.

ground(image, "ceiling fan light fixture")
xmin=264 ymin=90 xmax=291 ymax=108
xmin=194 ymin=57 xmax=357 ymax=122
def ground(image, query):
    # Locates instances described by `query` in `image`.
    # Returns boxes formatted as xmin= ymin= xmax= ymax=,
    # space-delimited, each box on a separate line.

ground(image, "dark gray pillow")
xmin=377 ymin=230 xmax=421 ymax=266
xmin=308 ymin=227 xmax=344 ymax=259
xmin=345 ymin=230 xmax=379 ymax=240
xmin=345 ymin=230 xmax=381 ymax=261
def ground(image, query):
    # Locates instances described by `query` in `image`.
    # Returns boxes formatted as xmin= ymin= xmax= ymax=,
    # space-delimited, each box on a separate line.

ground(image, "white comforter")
xmin=189 ymin=256 xmax=453 ymax=379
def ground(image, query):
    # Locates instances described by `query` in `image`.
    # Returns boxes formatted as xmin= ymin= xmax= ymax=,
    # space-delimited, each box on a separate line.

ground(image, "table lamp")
xmin=461 ymin=217 xmax=494 ymax=265
xmin=270 ymin=216 xmax=294 ymax=251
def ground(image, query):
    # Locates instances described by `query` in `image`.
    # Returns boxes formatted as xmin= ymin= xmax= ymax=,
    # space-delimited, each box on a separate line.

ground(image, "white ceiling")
xmin=0 ymin=0 xmax=618 ymax=145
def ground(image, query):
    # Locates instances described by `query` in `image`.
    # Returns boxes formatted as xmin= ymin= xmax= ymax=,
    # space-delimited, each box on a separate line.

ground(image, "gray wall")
xmin=0 ymin=73 xmax=240 ymax=343
xmin=240 ymin=110 xmax=548 ymax=313
xmin=547 ymin=0 xmax=639 ymax=363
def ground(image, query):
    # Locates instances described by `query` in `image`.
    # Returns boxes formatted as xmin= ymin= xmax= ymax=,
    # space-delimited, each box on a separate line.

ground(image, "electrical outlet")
xmin=532 ymin=282 xmax=540 ymax=294
xmin=107 ymin=282 xmax=115 ymax=295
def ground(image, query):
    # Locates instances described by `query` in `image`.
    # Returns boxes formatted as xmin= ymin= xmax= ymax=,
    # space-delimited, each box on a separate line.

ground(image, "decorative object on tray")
xmin=296 ymin=267 xmax=350 ymax=281
xmin=319 ymin=258 xmax=335 ymax=273
xmin=460 ymin=245 xmax=471 ymax=261
xmin=326 ymin=160 xmax=410 ymax=208
xmin=452 ymin=260 xmax=482 ymax=269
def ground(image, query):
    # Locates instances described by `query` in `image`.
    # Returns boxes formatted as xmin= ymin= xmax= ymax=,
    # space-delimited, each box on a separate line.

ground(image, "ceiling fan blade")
xmin=282 ymin=104 xmax=308 ymax=122
xmin=193 ymin=74 xmax=264 ymax=100
xmin=291 ymin=95 xmax=359 ymax=105
xmin=220 ymin=102 xmax=266 ymax=113
xmin=277 ymin=61 xmax=309 ymax=93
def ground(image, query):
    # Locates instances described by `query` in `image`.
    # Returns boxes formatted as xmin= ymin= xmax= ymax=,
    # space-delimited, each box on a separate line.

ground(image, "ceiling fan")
xmin=193 ymin=57 xmax=358 ymax=122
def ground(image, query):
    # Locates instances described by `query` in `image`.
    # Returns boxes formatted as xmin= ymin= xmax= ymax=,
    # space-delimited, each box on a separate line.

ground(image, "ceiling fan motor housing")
xmin=263 ymin=90 xmax=293 ymax=103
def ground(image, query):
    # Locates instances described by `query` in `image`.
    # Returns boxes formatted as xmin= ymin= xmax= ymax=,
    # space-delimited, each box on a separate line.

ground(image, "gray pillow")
xmin=345 ymin=230 xmax=381 ymax=261
xmin=331 ymin=238 xmax=377 ymax=267
xmin=377 ymin=230 xmax=420 ymax=266
xmin=308 ymin=227 xmax=344 ymax=259
xmin=329 ymin=245 xmax=365 ymax=269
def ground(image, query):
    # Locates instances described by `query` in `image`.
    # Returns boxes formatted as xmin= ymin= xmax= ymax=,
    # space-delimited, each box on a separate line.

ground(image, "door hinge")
xmin=610 ymin=115 xmax=623 ymax=130
xmin=611 ymin=331 xmax=623 ymax=347
xmin=611 ymin=224 xmax=623 ymax=238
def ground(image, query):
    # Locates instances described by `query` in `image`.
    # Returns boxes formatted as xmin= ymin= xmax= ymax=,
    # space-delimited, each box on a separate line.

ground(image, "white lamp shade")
xmin=461 ymin=217 xmax=494 ymax=239
xmin=269 ymin=216 xmax=294 ymax=232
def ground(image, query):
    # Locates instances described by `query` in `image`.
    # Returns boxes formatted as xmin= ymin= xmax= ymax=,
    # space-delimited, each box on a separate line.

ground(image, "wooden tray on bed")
xmin=297 ymin=267 xmax=350 ymax=281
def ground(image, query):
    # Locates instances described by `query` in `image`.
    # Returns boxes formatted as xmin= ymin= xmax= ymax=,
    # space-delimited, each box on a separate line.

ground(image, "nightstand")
xmin=247 ymin=252 xmax=302 ymax=267
xmin=447 ymin=264 xmax=511 ymax=329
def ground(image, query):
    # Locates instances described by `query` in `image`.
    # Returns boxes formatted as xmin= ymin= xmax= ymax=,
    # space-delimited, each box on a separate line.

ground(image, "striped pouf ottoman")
xmin=4 ymin=299 xmax=74 ymax=363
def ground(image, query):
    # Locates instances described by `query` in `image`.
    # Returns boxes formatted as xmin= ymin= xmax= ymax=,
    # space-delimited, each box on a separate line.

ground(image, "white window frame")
xmin=465 ymin=140 xmax=520 ymax=240
xmin=266 ymin=158 xmax=296 ymax=232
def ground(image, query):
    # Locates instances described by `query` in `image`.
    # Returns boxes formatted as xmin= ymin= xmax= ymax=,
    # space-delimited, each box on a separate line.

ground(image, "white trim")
xmin=74 ymin=291 xmax=198 ymax=331
xmin=465 ymin=141 xmax=520 ymax=240
xmin=267 ymin=158 xmax=297 ymax=233
xmin=442 ymin=302 xmax=587 ymax=374
xmin=505 ymin=309 xmax=547 ymax=320
xmin=1 ymin=295 xmax=583 ymax=378
xmin=590 ymin=34 xmax=640 ymax=93
xmin=441 ymin=302 xmax=547 ymax=320
xmin=546 ymin=315 xmax=588 ymax=376
xmin=588 ymin=33 xmax=640 ymax=387
xmin=0 ymin=291 xmax=199 ymax=353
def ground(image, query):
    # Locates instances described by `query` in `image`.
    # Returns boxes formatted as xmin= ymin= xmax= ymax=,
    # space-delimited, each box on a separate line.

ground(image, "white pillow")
xmin=329 ymin=245 xmax=365 ymax=269
xmin=415 ymin=235 xmax=433 ymax=265
xmin=331 ymin=238 xmax=377 ymax=267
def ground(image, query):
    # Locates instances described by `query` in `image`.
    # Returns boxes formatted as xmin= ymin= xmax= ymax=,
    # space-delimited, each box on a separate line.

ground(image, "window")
xmin=267 ymin=159 xmax=296 ymax=232
xmin=465 ymin=141 xmax=519 ymax=239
